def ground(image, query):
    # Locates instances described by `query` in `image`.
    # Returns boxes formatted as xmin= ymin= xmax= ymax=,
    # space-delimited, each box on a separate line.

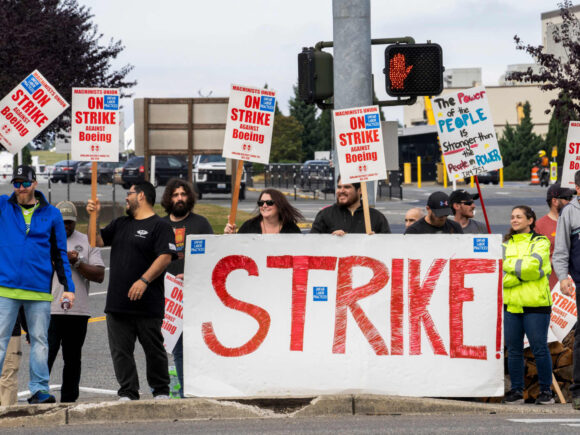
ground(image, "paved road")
xmin=4 ymin=414 xmax=580 ymax=434
xmin=4 ymin=180 xmax=553 ymax=402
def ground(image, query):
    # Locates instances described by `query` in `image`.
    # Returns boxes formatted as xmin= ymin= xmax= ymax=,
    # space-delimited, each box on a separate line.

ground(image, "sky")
xmin=79 ymin=0 xmax=562 ymax=127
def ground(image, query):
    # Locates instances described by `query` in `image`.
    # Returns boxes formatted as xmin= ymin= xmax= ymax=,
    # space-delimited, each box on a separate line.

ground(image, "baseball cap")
xmin=449 ymin=189 xmax=480 ymax=205
xmin=547 ymin=183 xmax=575 ymax=201
xmin=427 ymin=191 xmax=452 ymax=217
xmin=11 ymin=165 xmax=36 ymax=183
xmin=56 ymin=201 xmax=77 ymax=222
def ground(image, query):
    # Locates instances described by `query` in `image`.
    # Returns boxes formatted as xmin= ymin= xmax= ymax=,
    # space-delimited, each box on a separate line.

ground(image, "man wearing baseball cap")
xmin=405 ymin=191 xmax=463 ymax=234
xmin=536 ymin=183 xmax=575 ymax=289
xmin=449 ymin=189 xmax=487 ymax=234
xmin=0 ymin=165 xmax=75 ymax=404
xmin=48 ymin=201 xmax=105 ymax=403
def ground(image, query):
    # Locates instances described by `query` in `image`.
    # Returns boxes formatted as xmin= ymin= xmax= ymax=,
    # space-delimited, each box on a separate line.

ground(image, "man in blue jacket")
xmin=0 ymin=165 xmax=75 ymax=404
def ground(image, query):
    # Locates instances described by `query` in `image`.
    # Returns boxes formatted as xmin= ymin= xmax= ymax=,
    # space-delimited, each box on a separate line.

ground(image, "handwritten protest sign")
xmin=222 ymin=84 xmax=276 ymax=164
xmin=333 ymin=105 xmax=387 ymax=183
xmin=433 ymin=86 xmax=503 ymax=181
xmin=550 ymin=280 xmax=577 ymax=342
xmin=183 ymin=234 xmax=504 ymax=398
xmin=162 ymin=273 xmax=184 ymax=353
xmin=71 ymin=88 xmax=120 ymax=161
xmin=560 ymin=121 xmax=580 ymax=189
xmin=0 ymin=70 xmax=68 ymax=154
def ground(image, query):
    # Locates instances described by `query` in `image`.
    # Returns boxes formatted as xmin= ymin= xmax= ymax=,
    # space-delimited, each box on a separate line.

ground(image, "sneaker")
xmin=118 ymin=396 xmax=131 ymax=402
xmin=536 ymin=390 xmax=555 ymax=405
xmin=154 ymin=394 xmax=170 ymax=400
xmin=28 ymin=390 xmax=56 ymax=404
xmin=572 ymin=397 xmax=580 ymax=410
xmin=503 ymin=390 xmax=524 ymax=404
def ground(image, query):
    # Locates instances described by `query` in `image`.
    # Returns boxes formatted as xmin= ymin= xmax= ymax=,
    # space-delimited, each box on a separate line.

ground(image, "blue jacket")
xmin=0 ymin=191 xmax=75 ymax=294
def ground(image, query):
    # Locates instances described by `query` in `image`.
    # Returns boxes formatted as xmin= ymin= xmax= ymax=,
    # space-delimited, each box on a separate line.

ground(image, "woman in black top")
xmin=224 ymin=189 xmax=303 ymax=234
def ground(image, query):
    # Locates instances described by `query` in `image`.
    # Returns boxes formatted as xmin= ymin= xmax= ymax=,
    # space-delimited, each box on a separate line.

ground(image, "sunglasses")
xmin=460 ymin=201 xmax=474 ymax=206
xmin=13 ymin=181 xmax=32 ymax=188
xmin=257 ymin=200 xmax=275 ymax=207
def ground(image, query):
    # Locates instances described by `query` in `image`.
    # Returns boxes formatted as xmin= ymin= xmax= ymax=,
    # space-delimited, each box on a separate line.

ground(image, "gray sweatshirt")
xmin=553 ymin=197 xmax=580 ymax=283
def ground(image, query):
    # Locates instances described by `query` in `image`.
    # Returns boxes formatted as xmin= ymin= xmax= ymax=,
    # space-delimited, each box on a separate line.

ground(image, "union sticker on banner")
xmin=333 ymin=105 xmax=387 ymax=183
xmin=560 ymin=121 xmax=580 ymax=189
xmin=71 ymin=88 xmax=120 ymax=162
xmin=0 ymin=70 xmax=69 ymax=154
xmin=222 ymin=84 xmax=276 ymax=164
xmin=434 ymin=86 xmax=503 ymax=181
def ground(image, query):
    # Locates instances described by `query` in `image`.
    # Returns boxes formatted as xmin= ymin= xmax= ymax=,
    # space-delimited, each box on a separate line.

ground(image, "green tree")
xmin=289 ymin=85 xmax=320 ymax=160
xmin=270 ymin=104 xmax=303 ymax=163
xmin=13 ymin=146 xmax=32 ymax=166
xmin=317 ymin=109 xmax=332 ymax=153
xmin=499 ymin=102 xmax=545 ymax=180
xmin=545 ymin=92 xmax=578 ymax=166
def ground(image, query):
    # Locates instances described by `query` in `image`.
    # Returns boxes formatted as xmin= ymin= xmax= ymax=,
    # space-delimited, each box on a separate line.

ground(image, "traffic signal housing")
xmin=298 ymin=47 xmax=333 ymax=104
xmin=384 ymin=43 xmax=443 ymax=97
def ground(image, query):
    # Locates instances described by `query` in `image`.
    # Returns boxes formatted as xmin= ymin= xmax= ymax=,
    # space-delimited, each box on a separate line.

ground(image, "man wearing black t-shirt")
xmin=87 ymin=181 xmax=177 ymax=401
xmin=161 ymin=178 xmax=213 ymax=398
xmin=405 ymin=191 xmax=463 ymax=234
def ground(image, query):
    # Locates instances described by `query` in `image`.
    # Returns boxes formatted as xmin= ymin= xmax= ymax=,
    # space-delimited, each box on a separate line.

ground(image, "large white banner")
xmin=71 ymin=88 xmax=119 ymax=161
xmin=434 ymin=86 xmax=503 ymax=181
xmin=333 ymin=105 xmax=387 ymax=183
xmin=222 ymin=84 xmax=276 ymax=164
xmin=0 ymin=70 xmax=69 ymax=154
xmin=183 ymin=234 xmax=504 ymax=398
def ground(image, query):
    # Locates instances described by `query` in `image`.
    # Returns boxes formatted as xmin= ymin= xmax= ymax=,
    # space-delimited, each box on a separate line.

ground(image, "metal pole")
xmin=332 ymin=0 xmax=375 ymax=205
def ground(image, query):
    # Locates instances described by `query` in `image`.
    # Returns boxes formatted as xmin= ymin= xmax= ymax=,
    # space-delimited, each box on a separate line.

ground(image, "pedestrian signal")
xmin=298 ymin=47 xmax=333 ymax=104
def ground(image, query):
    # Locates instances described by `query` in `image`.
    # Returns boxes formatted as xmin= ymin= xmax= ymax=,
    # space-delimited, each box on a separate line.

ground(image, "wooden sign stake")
xmin=360 ymin=182 xmax=372 ymax=235
xmin=228 ymin=160 xmax=245 ymax=226
xmin=89 ymin=161 xmax=98 ymax=247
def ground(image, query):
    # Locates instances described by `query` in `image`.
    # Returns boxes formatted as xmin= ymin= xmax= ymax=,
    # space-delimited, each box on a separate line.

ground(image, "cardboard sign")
xmin=71 ymin=88 xmax=119 ymax=161
xmin=550 ymin=280 xmax=577 ymax=342
xmin=560 ymin=121 xmax=580 ymax=188
xmin=0 ymin=70 xmax=69 ymax=154
xmin=333 ymin=106 xmax=387 ymax=183
xmin=433 ymin=86 xmax=503 ymax=181
xmin=162 ymin=273 xmax=184 ymax=354
xmin=183 ymin=234 xmax=504 ymax=398
xmin=222 ymin=84 xmax=276 ymax=164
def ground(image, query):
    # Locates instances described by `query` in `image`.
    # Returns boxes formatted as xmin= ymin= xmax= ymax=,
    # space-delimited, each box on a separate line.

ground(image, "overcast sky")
xmin=80 ymin=0 xmax=561 ymax=127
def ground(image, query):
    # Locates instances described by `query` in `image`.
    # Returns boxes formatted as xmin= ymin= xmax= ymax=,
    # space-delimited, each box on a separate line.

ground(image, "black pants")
xmin=47 ymin=315 xmax=89 ymax=402
xmin=106 ymin=313 xmax=169 ymax=399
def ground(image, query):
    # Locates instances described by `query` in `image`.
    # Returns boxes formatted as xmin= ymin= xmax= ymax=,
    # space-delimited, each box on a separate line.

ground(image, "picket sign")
xmin=71 ymin=88 xmax=120 ymax=246
xmin=222 ymin=85 xmax=276 ymax=225
xmin=561 ymin=121 xmax=580 ymax=189
xmin=162 ymin=273 xmax=184 ymax=353
xmin=333 ymin=106 xmax=387 ymax=233
xmin=183 ymin=234 xmax=504 ymax=398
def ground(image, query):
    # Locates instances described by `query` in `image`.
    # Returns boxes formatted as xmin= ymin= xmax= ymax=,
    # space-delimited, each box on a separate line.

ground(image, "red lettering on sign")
xmin=408 ymin=259 xmax=448 ymax=356
xmin=391 ymin=259 xmax=404 ymax=355
xmin=449 ymin=259 xmax=496 ymax=360
xmin=333 ymin=256 xmax=390 ymax=355
xmin=267 ymin=255 xmax=337 ymax=351
xmin=244 ymin=95 xmax=260 ymax=109
xmin=202 ymin=255 xmax=270 ymax=357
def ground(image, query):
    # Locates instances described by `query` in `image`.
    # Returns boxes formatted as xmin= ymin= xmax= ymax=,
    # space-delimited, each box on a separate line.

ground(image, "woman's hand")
xmin=224 ymin=223 xmax=237 ymax=234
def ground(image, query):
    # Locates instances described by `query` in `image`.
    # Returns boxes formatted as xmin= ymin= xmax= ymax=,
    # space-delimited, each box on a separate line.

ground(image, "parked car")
xmin=121 ymin=155 xmax=188 ymax=188
xmin=477 ymin=170 xmax=499 ymax=185
xmin=300 ymin=160 xmax=331 ymax=178
xmin=50 ymin=160 xmax=81 ymax=183
xmin=193 ymin=154 xmax=246 ymax=199
xmin=75 ymin=161 xmax=123 ymax=185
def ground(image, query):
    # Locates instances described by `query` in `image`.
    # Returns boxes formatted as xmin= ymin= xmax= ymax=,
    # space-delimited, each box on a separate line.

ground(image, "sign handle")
xmin=228 ymin=160 xmax=245 ymax=226
xmin=552 ymin=372 xmax=566 ymax=404
xmin=360 ymin=182 xmax=372 ymax=235
xmin=474 ymin=176 xmax=491 ymax=234
xmin=89 ymin=162 xmax=98 ymax=247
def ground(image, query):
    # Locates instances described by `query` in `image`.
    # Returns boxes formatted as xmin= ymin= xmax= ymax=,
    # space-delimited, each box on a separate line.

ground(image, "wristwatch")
xmin=73 ymin=255 xmax=85 ymax=269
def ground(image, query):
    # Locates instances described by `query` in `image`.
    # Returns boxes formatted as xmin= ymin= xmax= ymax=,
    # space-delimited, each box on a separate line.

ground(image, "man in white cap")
xmin=48 ymin=201 xmax=105 ymax=403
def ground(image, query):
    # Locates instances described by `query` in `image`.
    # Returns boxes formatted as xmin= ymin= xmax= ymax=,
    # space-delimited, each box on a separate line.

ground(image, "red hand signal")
xmin=389 ymin=53 xmax=413 ymax=90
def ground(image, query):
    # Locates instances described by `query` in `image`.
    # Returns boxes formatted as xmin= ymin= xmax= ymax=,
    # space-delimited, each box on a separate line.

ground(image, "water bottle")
xmin=61 ymin=297 xmax=71 ymax=312
xmin=168 ymin=365 xmax=181 ymax=399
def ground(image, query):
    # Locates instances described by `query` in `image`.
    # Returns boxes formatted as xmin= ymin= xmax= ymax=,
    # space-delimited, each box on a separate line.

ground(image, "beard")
xmin=169 ymin=200 xmax=192 ymax=218
xmin=125 ymin=201 xmax=137 ymax=218
xmin=337 ymin=194 xmax=358 ymax=208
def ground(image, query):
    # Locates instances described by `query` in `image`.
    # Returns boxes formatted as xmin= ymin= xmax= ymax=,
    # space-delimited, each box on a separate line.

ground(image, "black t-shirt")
xmin=101 ymin=215 xmax=177 ymax=318
xmin=163 ymin=212 xmax=214 ymax=276
xmin=238 ymin=217 xmax=301 ymax=234
xmin=404 ymin=216 xmax=464 ymax=234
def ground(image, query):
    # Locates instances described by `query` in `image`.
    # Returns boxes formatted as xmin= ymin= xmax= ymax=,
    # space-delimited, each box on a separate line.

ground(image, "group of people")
xmin=2 ymin=164 xmax=580 ymax=410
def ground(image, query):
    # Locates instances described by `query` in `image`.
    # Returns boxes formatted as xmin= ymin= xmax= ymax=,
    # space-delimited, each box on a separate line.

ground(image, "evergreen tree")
xmin=317 ymin=109 xmax=332 ymax=153
xmin=545 ymin=92 xmax=578 ymax=166
xmin=498 ymin=102 xmax=545 ymax=180
xmin=270 ymin=103 xmax=303 ymax=163
xmin=289 ymin=85 xmax=319 ymax=160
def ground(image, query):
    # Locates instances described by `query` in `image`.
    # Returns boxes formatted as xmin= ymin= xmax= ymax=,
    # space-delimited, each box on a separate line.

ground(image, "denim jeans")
xmin=0 ymin=296 xmax=51 ymax=394
xmin=504 ymin=309 xmax=552 ymax=392
xmin=173 ymin=334 xmax=184 ymax=398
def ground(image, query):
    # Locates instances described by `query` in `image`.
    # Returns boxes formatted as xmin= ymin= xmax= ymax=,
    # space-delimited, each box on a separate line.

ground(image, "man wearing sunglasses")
xmin=0 ymin=165 xmax=75 ymax=404
xmin=536 ymin=183 xmax=575 ymax=289
xmin=449 ymin=189 xmax=487 ymax=234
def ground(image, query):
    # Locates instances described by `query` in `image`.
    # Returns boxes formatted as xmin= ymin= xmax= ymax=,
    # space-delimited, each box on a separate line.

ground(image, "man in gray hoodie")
xmin=553 ymin=170 xmax=580 ymax=410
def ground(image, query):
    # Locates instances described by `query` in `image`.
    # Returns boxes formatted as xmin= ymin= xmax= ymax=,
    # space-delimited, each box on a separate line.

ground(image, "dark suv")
xmin=75 ymin=161 xmax=123 ymax=185
xmin=121 ymin=155 xmax=188 ymax=188
xmin=50 ymin=160 xmax=81 ymax=183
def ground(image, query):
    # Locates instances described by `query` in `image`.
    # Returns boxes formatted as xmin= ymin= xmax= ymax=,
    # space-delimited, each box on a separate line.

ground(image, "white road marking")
xmin=18 ymin=385 xmax=118 ymax=397
xmin=90 ymin=291 xmax=107 ymax=296
xmin=508 ymin=418 xmax=580 ymax=423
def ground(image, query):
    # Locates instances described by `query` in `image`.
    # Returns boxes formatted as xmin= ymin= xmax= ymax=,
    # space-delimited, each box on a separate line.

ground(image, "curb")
xmin=1 ymin=395 xmax=578 ymax=427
